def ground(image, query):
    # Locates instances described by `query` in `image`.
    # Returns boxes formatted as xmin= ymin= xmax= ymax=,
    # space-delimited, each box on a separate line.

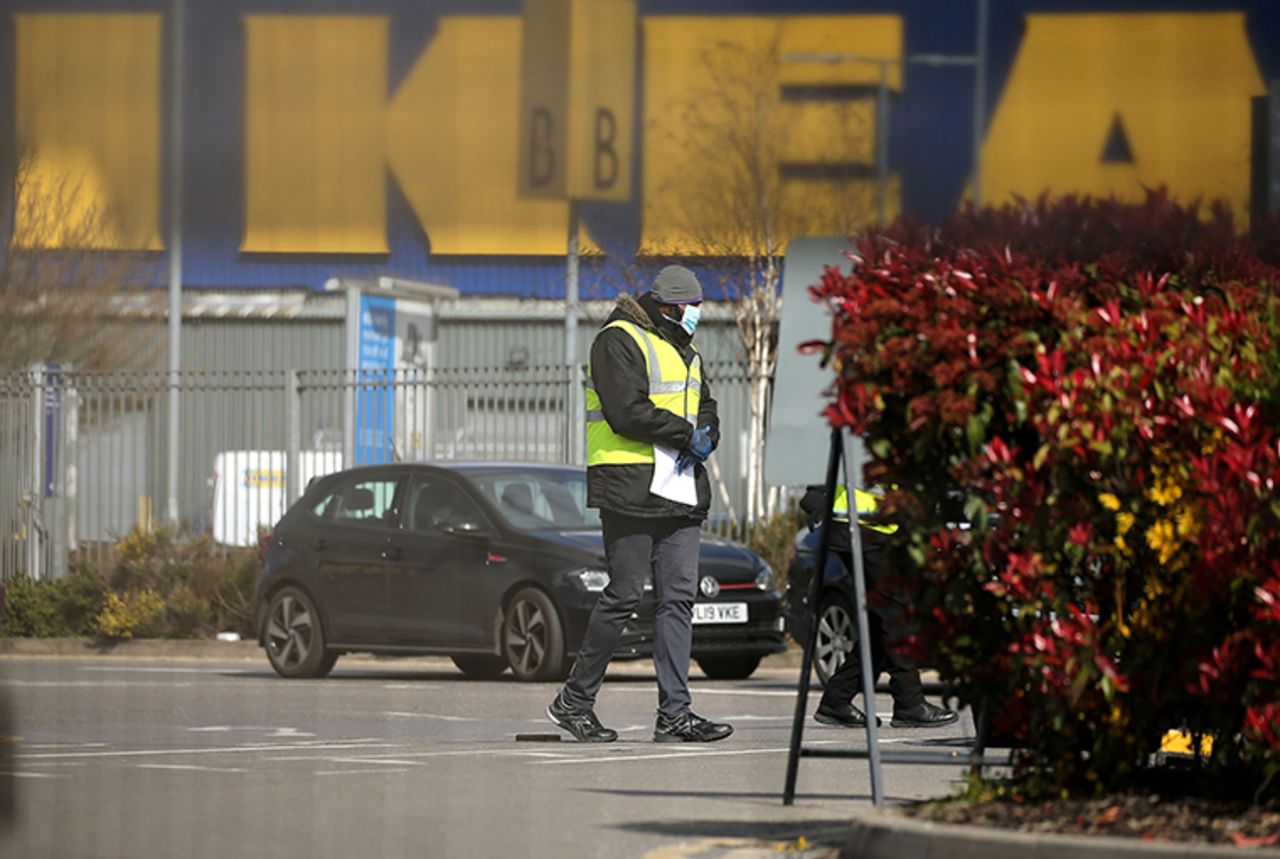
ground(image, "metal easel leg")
xmin=782 ymin=427 xmax=843 ymax=805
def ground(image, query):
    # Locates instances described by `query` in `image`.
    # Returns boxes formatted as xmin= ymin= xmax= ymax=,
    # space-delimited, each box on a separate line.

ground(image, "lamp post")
xmin=166 ymin=0 xmax=185 ymax=526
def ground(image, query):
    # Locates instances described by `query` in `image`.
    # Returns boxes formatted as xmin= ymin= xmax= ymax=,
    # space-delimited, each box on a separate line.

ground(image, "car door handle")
xmin=382 ymin=546 xmax=405 ymax=561
xmin=312 ymin=539 xmax=329 ymax=552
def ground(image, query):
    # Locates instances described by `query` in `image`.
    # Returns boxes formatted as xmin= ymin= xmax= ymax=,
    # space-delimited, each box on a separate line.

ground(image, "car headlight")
xmin=573 ymin=568 xmax=610 ymax=592
xmin=755 ymin=564 xmax=778 ymax=592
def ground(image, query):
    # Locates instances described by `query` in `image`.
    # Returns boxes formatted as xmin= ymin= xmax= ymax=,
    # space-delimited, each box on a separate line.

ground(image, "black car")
xmin=254 ymin=462 xmax=786 ymax=681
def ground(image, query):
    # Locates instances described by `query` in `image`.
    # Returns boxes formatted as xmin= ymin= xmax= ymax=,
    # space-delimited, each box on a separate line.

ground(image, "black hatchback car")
xmin=254 ymin=462 xmax=786 ymax=681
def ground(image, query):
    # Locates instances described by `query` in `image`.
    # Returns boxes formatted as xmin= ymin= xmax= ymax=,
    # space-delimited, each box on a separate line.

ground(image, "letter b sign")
xmin=517 ymin=0 xmax=634 ymax=201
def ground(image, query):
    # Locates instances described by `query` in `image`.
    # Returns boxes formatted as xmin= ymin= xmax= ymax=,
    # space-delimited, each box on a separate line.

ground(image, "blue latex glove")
xmin=688 ymin=427 xmax=714 ymax=460
xmin=676 ymin=428 xmax=713 ymax=474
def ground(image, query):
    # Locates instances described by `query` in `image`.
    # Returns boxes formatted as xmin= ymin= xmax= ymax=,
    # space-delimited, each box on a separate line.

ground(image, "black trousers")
xmin=561 ymin=511 xmax=700 ymax=719
xmin=818 ymin=534 xmax=925 ymax=712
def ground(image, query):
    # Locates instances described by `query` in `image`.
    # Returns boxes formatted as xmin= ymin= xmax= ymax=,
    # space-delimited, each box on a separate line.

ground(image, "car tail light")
xmin=257 ymin=531 xmax=275 ymax=564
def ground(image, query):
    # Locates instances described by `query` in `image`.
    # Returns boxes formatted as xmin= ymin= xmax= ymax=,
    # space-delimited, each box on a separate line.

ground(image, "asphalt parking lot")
xmin=0 ymin=652 xmax=978 ymax=859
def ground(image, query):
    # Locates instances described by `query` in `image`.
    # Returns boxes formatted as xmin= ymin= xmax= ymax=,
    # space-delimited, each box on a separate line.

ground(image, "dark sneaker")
xmin=546 ymin=692 xmax=618 ymax=742
xmin=814 ymin=702 xmax=881 ymax=728
xmin=890 ymin=701 xmax=960 ymax=728
xmin=653 ymin=711 xmax=733 ymax=743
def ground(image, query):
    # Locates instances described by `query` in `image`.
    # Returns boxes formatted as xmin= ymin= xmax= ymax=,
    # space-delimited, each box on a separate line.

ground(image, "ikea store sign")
xmin=7 ymin=0 xmax=1280 ymax=293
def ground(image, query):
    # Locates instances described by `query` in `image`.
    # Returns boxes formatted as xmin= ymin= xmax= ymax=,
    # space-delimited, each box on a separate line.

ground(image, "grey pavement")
xmin=0 ymin=641 xmax=941 ymax=858
xmin=0 ymin=641 xmax=1273 ymax=859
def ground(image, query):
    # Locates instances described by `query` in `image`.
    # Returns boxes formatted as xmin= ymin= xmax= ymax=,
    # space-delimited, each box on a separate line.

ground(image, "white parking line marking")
xmin=0 ymin=771 xmax=62 ymax=779
xmin=535 ymin=746 xmax=790 ymax=765
xmin=78 ymin=666 xmax=231 ymax=674
xmin=17 ymin=741 xmax=401 ymax=760
xmin=316 ymin=768 xmax=411 ymax=776
xmin=282 ymin=748 xmax=582 ymax=766
xmin=383 ymin=711 xmax=474 ymax=722
xmin=188 ymin=726 xmax=315 ymax=737
xmin=614 ymin=686 xmax=795 ymax=697
xmin=0 ymin=680 xmax=195 ymax=688
xmin=22 ymin=742 xmax=108 ymax=750
xmin=136 ymin=763 xmax=247 ymax=773
xmin=381 ymin=684 xmax=444 ymax=690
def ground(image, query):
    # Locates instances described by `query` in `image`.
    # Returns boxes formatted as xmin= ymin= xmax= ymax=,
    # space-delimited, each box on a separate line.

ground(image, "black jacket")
xmin=585 ymin=292 xmax=719 ymax=520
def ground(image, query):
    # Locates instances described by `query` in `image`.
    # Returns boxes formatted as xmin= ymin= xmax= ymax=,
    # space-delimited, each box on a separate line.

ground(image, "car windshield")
xmin=469 ymin=470 xmax=600 ymax=531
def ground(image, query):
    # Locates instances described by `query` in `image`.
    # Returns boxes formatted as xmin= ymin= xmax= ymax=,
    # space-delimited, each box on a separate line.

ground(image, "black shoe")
xmin=546 ymin=692 xmax=618 ymax=742
xmin=814 ymin=702 xmax=881 ymax=728
xmin=890 ymin=701 xmax=960 ymax=728
xmin=653 ymin=711 xmax=733 ymax=743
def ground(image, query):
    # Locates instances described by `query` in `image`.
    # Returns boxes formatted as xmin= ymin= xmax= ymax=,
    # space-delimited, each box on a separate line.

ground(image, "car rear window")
xmin=471 ymin=471 xmax=599 ymax=531
xmin=313 ymin=476 xmax=400 ymax=526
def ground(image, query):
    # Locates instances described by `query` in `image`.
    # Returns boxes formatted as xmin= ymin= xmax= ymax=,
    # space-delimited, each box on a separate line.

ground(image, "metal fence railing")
xmin=1 ymin=362 xmax=768 ymax=578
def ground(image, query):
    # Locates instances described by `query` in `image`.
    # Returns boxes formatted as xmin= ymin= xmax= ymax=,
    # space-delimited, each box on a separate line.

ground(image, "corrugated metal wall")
xmin=180 ymin=307 xmax=748 ymax=372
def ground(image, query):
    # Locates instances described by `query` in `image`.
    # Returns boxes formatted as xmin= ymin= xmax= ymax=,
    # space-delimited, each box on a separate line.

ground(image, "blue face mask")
xmin=679 ymin=303 xmax=701 ymax=336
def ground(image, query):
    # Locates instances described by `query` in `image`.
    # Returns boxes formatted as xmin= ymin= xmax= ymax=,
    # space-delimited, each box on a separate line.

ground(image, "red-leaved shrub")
xmin=813 ymin=189 xmax=1280 ymax=798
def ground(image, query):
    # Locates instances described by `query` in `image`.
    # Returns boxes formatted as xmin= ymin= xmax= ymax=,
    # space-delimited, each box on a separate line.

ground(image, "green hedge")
xmin=1 ymin=526 xmax=259 ymax=640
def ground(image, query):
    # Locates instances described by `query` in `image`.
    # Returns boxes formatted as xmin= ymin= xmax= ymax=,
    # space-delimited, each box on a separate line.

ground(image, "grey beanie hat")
xmin=650 ymin=265 xmax=703 ymax=305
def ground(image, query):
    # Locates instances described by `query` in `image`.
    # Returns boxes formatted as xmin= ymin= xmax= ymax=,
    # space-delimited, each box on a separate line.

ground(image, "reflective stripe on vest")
xmin=585 ymin=319 xmax=702 ymax=466
xmin=831 ymin=485 xmax=898 ymax=535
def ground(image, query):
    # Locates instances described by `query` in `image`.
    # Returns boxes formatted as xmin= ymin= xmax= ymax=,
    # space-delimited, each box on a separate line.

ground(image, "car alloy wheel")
xmin=501 ymin=587 xmax=565 ymax=682
xmin=814 ymin=594 xmax=855 ymax=687
xmin=264 ymin=586 xmax=337 ymax=679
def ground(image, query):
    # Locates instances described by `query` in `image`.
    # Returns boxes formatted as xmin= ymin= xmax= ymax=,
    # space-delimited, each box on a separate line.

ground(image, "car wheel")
xmin=814 ymin=593 xmax=855 ymax=687
xmin=696 ymin=655 xmax=762 ymax=680
xmin=264 ymin=586 xmax=338 ymax=679
xmin=501 ymin=588 xmax=565 ymax=682
xmin=451 ymin=655 xmax=508 ymax=680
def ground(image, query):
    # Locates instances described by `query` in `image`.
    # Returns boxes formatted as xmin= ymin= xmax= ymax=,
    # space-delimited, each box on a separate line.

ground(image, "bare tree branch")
xmin=0 ymin=145 xmax=163 ymax=373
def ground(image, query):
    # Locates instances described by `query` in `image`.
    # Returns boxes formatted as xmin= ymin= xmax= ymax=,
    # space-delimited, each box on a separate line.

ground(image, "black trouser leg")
xmin=818 ymin=538 xmax=924 ymax=711
xmin=561 ymin=512 xmax=652 ymax=710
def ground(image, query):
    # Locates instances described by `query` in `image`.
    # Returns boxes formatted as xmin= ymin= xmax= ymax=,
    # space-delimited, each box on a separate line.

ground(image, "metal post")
xmin=342 ymin=287 xmax=359 ymax=470
xmin=285 ymin=370 xmax=300 ymax=504
xmin=565 ymin=200 xmax=582 ymax=465
xmin=972 ymin=0 xmax=989 ymax=208
xmin=166 ymin=0 xmax=185 ymax=525
xmin=27 ymin=367 xmax=43 ymax=579
xmin=783 ymin=426 xmax=843 ymax=805
xmin=843 ymin=427 xmax=883 ymax=806
xmin=423 ymin=303 xmax=437 ymax=460
xmin=63 ymin=377 xmax=78 ymax=557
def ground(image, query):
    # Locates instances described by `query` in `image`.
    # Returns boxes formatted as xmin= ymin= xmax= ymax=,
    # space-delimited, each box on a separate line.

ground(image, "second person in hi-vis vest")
xmin=801 ymin=484 xmax=959 ymax=730
xmin=546 ymin=265 xmax=733 ymax=743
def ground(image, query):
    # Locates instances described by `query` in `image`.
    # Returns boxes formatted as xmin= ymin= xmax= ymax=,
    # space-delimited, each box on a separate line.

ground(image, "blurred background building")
xmin=5 ymin=0 xmax=1276 ymax=298
xmin=2 ymin=0 xmax=1279 ymax=573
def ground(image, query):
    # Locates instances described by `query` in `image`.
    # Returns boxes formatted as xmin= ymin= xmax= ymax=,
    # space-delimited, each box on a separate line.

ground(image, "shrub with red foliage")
xmin=812 ymin=189 xmax=1280 ymax=798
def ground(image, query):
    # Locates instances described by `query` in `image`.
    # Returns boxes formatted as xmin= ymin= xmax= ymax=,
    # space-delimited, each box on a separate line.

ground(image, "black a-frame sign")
xmin=768 ymin=240 xmax=997 ymax=806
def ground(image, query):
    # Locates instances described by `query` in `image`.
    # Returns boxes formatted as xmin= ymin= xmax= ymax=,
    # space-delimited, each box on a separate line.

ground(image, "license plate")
xmin=692 ymin=602 xmax=747 ymax=624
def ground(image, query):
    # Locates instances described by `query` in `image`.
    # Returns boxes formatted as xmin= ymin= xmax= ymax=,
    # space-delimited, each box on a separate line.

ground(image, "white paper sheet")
xmin=650 ymin=445 xmax=698 ymax=506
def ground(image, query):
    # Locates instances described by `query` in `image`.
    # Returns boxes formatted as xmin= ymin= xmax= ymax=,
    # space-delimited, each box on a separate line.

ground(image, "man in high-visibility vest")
xmin=800 ymin=484 xmax=959 ymax=729
xmin=547 ymin=265 xmax=733 ymax=743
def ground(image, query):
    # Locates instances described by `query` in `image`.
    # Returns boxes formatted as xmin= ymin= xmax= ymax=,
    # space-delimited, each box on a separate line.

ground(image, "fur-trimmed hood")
xmin=607 ymin=290 xmax=692 ymax=348
xmin=612 ymin=292 xmax=654 ymax=329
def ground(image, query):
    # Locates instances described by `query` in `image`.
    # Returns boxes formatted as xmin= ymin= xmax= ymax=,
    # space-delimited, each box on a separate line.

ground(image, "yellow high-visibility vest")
xmin=585 ymin=320 xmax=702 ymax=466
xmin=832 ymin=485 xmax=898 ymax=535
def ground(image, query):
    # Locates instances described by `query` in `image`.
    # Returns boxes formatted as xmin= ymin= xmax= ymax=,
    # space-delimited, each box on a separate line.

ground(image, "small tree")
xmin=0 ymin=143 xmax=162 ymax=374
xmin=645 ymin=28 xmax=876 ymax=523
